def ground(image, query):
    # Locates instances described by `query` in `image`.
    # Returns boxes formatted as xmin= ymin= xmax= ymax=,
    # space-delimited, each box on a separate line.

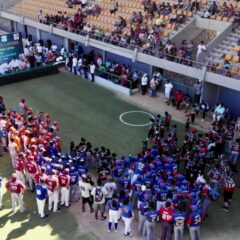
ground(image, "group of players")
xmin=1 ymin=97 xmax=239 ymax=240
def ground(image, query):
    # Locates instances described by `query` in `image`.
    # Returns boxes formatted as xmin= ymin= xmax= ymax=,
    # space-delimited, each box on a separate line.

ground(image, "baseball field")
xmin=0 ymin=70 xmax=239 ymax=240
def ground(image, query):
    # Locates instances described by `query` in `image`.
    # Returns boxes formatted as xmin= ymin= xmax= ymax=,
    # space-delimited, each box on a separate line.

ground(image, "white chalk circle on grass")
xmin=119 ymin=111 xmax=155 ymax=127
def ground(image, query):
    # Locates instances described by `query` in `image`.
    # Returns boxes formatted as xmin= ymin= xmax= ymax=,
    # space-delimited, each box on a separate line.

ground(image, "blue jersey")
xmin=121 ymin=204 xmax=134 ymax=218
xmin=132 ymin=180 xmax=142 ymax=192
xmin=156 ymin=189 xmax=168 ymax=202
xmin=138 ymin=191 xmax=144 ymax=202
xmin=139 ymin=202 xmax=148 ymax=216
xmin=188 ymin=210 xmax=202 ymax=227
xmin=35 ymin=183 xmax=48 ymax=200
xmin=145 ymin=210 xmax=159 ymax=223
xmin=121 ymin=178 xmax=131 ymax=190
xmin=144 ymin=178 xmax=153 ymax=189
xmin=173 ymin=212 xmax=186 ymax=227
xmin=77 ymin=165 xmax=88 ymax=176
xmin=70 ymin=171 xmax=79 ymax=185
xmin=113 ymin=166 xmax=124 ymax=178
xmin=135 ymin=162 xmax=145 ymax=175
xmin=108 ymin=199 xmax=120 ymax=211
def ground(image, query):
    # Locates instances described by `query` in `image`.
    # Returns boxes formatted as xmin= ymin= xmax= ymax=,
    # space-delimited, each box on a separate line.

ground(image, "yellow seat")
xmin=232 ymin=56 xmax=240 ymax=63
xmin=233 ymin=45 xmax=240 ymax=52
xmin=230 ymin=66 xmax=238 ymax=74
xmin=224 ymin=53 xmax=232 ymax=61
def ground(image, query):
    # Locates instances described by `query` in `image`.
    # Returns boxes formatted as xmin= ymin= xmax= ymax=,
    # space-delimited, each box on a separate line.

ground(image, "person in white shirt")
xmin=79 ymin=175 xmax=94 ymax=212
xmin=141 ymin=73 xmax=148 ymax=95
xmin=164 ymin=80 xmax=173 ymax=104
xmin=89 ymin=62 xmax=96 ymax=82
xmin=10 ymin=57 xmax=19 ymax=71
xmin=77 ymin=57 xmax=83 ymax=75
xmin=72 ymin=56 xmax=78 ymax=75
xmin=202 ymin=10 xmax=210 ymax=18
xmin=36 ymin=44 xmax=43 ymax=55
xmin=197 ymin=41 xmax=206 ymax=58
xmin=213 ymin=103 xmax=225 ymax=122
xmin=91 ymin=179 xmax=108 ymax=220
xmin=51 ymin=43 xmax=58 ymax=53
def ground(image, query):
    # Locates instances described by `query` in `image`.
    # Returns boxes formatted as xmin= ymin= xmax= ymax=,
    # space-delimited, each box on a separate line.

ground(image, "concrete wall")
xmin=218 ymin=87 xmax=240 ymax=116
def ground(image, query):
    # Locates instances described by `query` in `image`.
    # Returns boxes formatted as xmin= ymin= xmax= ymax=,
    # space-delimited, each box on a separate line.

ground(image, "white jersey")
xmin=79 ymin=181 xmax=93 ymax=198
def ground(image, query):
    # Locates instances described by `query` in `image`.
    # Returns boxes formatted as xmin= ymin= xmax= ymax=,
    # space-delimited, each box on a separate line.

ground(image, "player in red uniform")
xmin=15 ymin=153 xmax=26 ymax=185
xmin=25 ymin=156 xmax=39 ymax=191
xmin=45 ymin=170 xmax=59 ymax=212
xmin=5 ymin=173 xmax=26 ymax=213
xmin=58 ymin=168 xmax=71 ymax=207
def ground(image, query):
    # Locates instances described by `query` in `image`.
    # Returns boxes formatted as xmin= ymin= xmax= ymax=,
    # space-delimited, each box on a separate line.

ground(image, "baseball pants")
xmin=122 ymin=216 xmax=132 ymax=235
xmin=48 ymin=190 xmax=58 ymax=212
xmin=138 ymin=213 xmax=146 ymax=236
xmin=174 ymin=226 xmax=184 ymax=240
xmin=16 ymin=170 xmax=26 ymax=186
xmin=10 ymin=153 xmax=17 ymax=169
xmin=60 ymin=187 xmax=70 ymax=207
xmin=202 ymin=198 xmax=211 ymax=217
xmin=189 ymin=226 xmax=200 ymax=240
xmin=161 ymin=222 xmax=173 ymax=240
xmin=11 ymin=192 xmax=25 ymax=212
xmin=36 ymin=198 xmax=46 ymax=217
xmin=70 ymin=184 xmax=80 ymax=201
xmin=27 ymin=172 xmax=35 ymax=190
xmin=131 ymin=191 xmax=138 ymax=208
xmin=109 ymin=209 xmax=119 ymax=223
xmin=145 ymin=221 xmax=156 ymax=240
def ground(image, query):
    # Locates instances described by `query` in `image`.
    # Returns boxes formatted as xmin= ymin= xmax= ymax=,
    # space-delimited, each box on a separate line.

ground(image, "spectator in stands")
xmin=38 ymin=10 xmax=45 ymax=23
xmin=199 ymin=100 xmax=210 ymax=121
xmin=28 ymin=53 xmax=36 ymax=68
xmin=227 ymin=4 xmax=235 ymax=17
xmin=193 ymin=80 xmax=203 ymax=104
xmin=213 ymin=103 xmax=225 ymax=122
xmin=209 ymin=1 xmax=218 ymax=15
xmin=172 ymin=90 xmax=184 ymax=109
xmin=222 ymin=60 xmax=231 ymax=77
xmin=35 ymin=53 xmax=43 ymax=66
xmin=110 ymin=2 xmax=118 ymax=14
xmin=180 ymin=94 xmax=192 ymax=112
xmin=72 ymin=56 xmax=78 ymax=75
xmin=201 ymin=9 xmax=210 ymax=18
xmin=164 ymin=80 xmax=173 ymax=104
xmin=141 ymin=73 xmax=148 ymax=95
xmin=197 ymin=41 xmax=206 ymax=60
xmin=150 ymin=76 xmax=159 ymax=97
xmin=89 ymin=62 xmax=96 ymax=82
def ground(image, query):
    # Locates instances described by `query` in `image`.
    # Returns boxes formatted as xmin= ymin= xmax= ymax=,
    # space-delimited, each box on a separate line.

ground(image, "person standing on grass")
xmin=79 ymin=174 xmax=94 ymax=213
xmin=35 ymin=178 xmax=48 ymax=218
xmin=5 ymin=173 xmax=26 ymax=213
xmin=58 ymin=168 xmax=71 ymax=208
xmin=91 ymin=179 xmax=108 ymax=220
xmin=121 ymin=198 xmax=134 ymax=237
xmin=89 ymin=62 xmax=96 ymax=82
xmin=173 ymin=205 xmax=186 ymax=240
xmin=72 ymin=55 xmax=78 ymax=75
xmin=164 ymin=80 xmax=173 ymax=105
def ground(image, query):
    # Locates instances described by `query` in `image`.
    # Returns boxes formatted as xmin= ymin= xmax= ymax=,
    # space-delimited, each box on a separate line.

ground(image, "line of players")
xmin=1 ymin=99 xmax=239 ymax=240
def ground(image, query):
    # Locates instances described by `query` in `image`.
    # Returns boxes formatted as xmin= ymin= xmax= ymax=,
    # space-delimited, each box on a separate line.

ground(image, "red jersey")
xmin=15 ymin=159 xmax=25 ymax=171
xmin=58 ymin=174 xmax=70 ymax=187
xmin=159 ymin=207 xmax=173 ymax=223
xmin=45 ymin=176 xmax=58 ymax=192
xmin=34 ymin=172 xmax=47 ymax=184
xmin=25 ymin=161 xmax=38 ymax=174
xmin=6 ymin=180 xmax=25 ymax=193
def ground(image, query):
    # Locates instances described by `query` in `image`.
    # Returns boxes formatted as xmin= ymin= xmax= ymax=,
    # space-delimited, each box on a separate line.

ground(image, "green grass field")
xmin=0 ymin=71 xmax=240 ymax=240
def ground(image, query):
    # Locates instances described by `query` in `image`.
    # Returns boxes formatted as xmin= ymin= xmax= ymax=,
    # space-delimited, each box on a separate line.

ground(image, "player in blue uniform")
xmin=69 ymin=166 xmax=79 ymax=202
xmin=187 ymin=205 xmax=202 ymax=240
xmin=121 ymin=198 xmax=134 ymax=236
xmin=138 ymin=199 xmax=148 ymax=236
xmin=173 ymin=205 xmax=186 ymax=240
